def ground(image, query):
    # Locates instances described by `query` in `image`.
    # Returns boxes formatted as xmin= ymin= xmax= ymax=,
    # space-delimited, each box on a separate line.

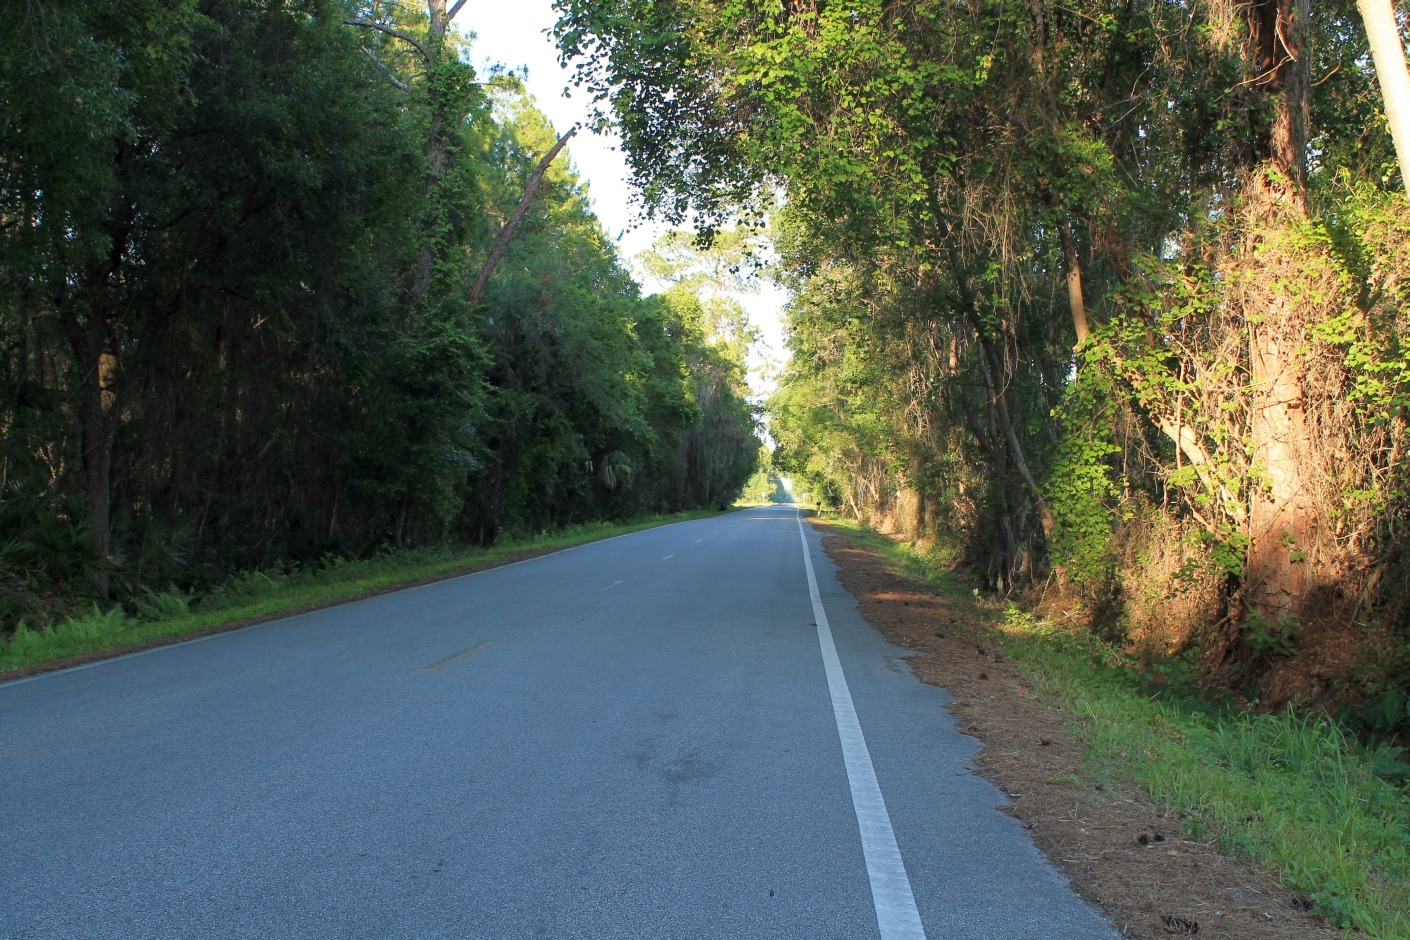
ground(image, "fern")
xmin=134 ymin=586 xmax=191 ymax=622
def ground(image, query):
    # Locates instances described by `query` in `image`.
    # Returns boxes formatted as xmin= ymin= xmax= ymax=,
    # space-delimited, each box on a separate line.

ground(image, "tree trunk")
xmin=1058 ymin=217 xmax=1090 ymax=347
xmin=1245 ymin=319 xmax=1313 ymax=623
xmin=1356 ymin=0 xmax=1410 ymax=197
xmin=978 ymin=333 xmax=1056 ymax=538
xmin=347 ymin=1 xmax=457 ymax=305
xmin=928 ymin=201 xmax=1056 ymax=541
xmin=1245 ymin=0 xmax=1309 ymax=205
xmin=76 ymin=348 xmax=120 ymax=598
xmin=1241 ymin=0 xmax=1314 ymax=624
xmin=415 ymin=0 xmax=451 ymax=302
xmin=61 ymin=219 xmax=128 ymax=599
xmin=347 ymin=4 xmax=576 ymax=306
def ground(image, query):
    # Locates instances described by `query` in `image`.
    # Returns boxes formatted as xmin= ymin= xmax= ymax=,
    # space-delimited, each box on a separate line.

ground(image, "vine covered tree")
xmin=557 ymin=0 xmax=1410 ymax=722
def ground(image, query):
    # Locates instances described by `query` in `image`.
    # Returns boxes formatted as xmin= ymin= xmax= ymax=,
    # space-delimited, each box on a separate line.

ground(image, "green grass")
xmin=818 ymin=516 xmax=1410 ymax=938
xmin=0 ymin=510 xmax=722 ymax=676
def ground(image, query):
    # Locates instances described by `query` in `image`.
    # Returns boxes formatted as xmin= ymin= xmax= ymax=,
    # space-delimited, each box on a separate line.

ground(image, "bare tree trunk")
xmin=1246 ymin=0 xmax=1309 ymax=205
xmin=59 ymin=209 xmax=132 ymax=599
xmin=346 ymin=5 xmax=577 ymax=308
xmin=1058 ymin=217 xmax=1090 ymax=347
xmin=675 ymin=442 xmax=689 ymax=511
xmin=1356 ymin=0 xmax=1410 ymax=197
xmin=978 ymin=332 xmax=1055 ymax=538
xmin=1027 ymin=0 xmax=1090 ymax=350
xmin=414 ymin=0 xmax=451 ymax=302
xmin=395 ymin=492 xmax=409 ymax=546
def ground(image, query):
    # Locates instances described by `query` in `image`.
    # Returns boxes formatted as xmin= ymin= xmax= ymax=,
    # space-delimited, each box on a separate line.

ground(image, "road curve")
xmin=1 ymin=505 xmax=1118 ymax=939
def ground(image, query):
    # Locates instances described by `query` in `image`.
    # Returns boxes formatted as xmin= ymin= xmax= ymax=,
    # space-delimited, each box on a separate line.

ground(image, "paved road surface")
xmin=1 ymin=505 xmax=1119 ymax=939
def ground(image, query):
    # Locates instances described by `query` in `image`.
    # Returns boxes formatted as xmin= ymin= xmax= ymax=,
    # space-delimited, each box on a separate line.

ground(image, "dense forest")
xmin=0 ymin=0 xmax=760 ymax=631
xmin=555 ymin=0 xmax=1410 ymax=734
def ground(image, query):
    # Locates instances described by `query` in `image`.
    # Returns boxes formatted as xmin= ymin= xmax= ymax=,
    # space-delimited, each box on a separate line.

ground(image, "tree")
xmin=1355 ymin=0 xmax=1410 ymax=195
xmin=2 ymin=0 xmax=200 ymax=596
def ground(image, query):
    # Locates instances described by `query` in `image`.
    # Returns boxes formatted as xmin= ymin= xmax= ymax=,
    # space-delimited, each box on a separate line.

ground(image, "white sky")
xmin=461 ymin=2 xmax=789 ymax=397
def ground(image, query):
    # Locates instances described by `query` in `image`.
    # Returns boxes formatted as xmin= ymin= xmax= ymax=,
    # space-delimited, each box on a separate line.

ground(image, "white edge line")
xmin=0 ymin=514 xmax=715 ymax=690
xmin=796 ymin=509 xmax=928 ymax=940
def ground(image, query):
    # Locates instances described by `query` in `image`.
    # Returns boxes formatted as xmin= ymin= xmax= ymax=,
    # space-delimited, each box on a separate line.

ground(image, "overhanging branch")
xmin=343 ymin=17 xmax=430 ymax=62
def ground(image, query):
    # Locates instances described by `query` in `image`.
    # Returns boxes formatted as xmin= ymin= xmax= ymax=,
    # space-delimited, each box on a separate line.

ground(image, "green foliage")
xmin=551 ymin=0 xmax=1410 ymax=914
xmin=0 ymin=503 xmax=108 ymax=590
xmin=996 ymin=607 xmax=1410 ymax=938
xmin=1044 ymin=380 xmax=1121 ymax=590
xmin=557 ymin=0 xmax=1410 ymax=747
xmin=1358 ymin=685 xmax=1410 ymax=745
xmin=1136 ymin=647 xmax=1211 ymax=701
xmin=1 ymin=605 xmax=132 ymax=664
xmin=1239 ymin=610 xmax=1301 ymax=665
xmin=1201 ymin=528 xmax=1252 ymax=580
xmin=133 ymin=587 xmax=192 ymax=622
xmin=0 ymin=1 xmax=758 ymax=632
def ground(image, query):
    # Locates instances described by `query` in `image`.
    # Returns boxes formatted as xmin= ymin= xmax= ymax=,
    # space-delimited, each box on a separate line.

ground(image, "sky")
xmin=461 ymin=1 xmax=789 ymax=395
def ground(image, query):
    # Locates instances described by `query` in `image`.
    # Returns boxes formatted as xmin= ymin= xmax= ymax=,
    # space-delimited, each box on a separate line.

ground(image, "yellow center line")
xmin=421 ymin=640 xmax=494 ymax=672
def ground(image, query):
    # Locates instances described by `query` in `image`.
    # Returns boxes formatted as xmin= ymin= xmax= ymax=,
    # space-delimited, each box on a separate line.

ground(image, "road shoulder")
xmin=816 ymin=522 xmax=1343 ymax=940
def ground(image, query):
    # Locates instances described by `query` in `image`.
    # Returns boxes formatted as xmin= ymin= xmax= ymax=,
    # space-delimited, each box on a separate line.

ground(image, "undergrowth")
xmin=999 ymin=608 xmax=1410 ymax=938
xmin=0 ymin=510 xmax=719 ymax=675
xmin=823 ymin=516 xmax=1410 ymax=938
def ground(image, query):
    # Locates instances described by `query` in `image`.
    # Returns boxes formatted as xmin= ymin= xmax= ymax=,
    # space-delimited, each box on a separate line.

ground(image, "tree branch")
xmin=342 ymin=18 xmax=430 ymax=62
xmin=469 ymin=126 xmax=577 ymax=303
xmin=359 ymin=48 xmax=411 ymax=92
xmin=1151 ymin=413 xmax=1248 ymax=525
xmin=447 ymin=0 xmax=470 ymax=21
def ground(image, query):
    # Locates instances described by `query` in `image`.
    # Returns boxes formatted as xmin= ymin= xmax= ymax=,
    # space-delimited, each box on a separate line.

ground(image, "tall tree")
xmin=1354 ymin=0 xmax=1410 ymax=194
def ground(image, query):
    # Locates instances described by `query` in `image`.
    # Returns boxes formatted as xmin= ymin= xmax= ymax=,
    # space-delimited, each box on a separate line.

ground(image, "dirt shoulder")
xmin=817 ymin=523 xmax=1343 ymax=940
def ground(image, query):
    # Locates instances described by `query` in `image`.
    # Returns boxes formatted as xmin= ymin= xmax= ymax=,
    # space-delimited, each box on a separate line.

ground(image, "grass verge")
xmin=1 ymin=510 xmax=722 ymax=679
xmin=819 ymin=515 xmax=1410 ymax=939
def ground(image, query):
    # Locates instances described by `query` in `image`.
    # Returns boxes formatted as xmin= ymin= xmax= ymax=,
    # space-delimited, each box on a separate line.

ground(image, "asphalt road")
xmin=1 ymin=505 xmax=1120 ymax=939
